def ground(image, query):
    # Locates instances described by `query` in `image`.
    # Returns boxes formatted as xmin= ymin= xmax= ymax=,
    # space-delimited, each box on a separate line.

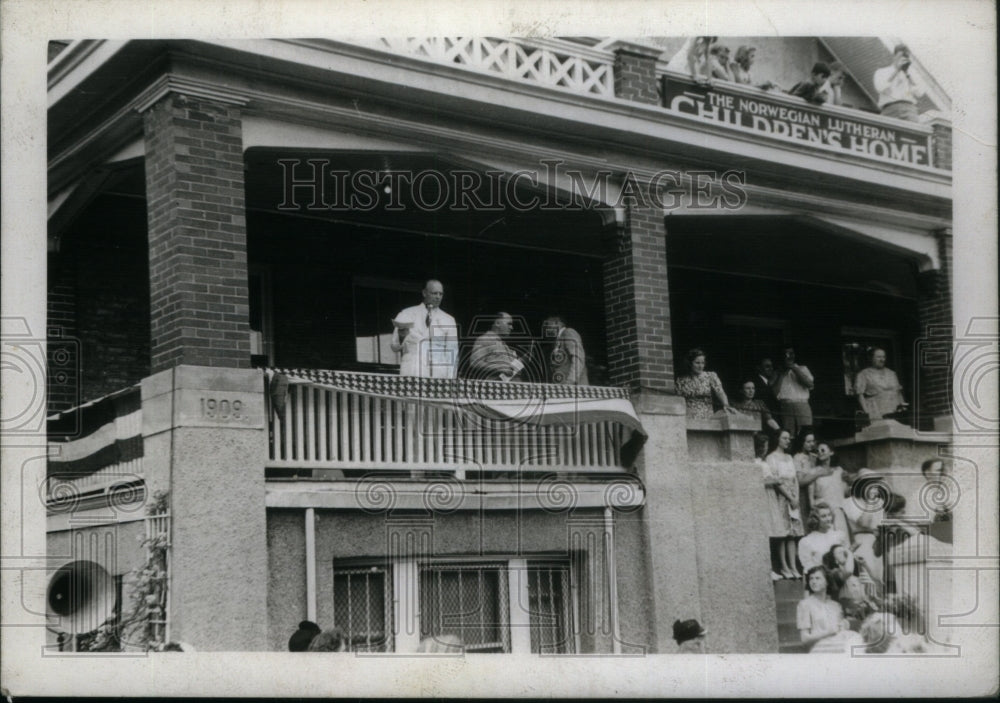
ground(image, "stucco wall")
xmin=267 ymin=509 xmax=308 ymax=651
xmin=689 ymin=460 xmax=780 ymax=653
xmin=266 ymin=506 xmax=646 ymax=653
xmin=48 ymin=519 xmax=146 ymax=578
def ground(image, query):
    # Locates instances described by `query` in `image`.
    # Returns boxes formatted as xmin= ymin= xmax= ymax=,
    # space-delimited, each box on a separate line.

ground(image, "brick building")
xmin=44 ymin=37 xmax=953 ymax=654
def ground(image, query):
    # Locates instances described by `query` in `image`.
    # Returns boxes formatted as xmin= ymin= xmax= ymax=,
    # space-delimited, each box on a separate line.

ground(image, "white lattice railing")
xmin=366 ymin=37 xmax=615 ymax=97
xmin=268 ymin=382 xmax=630 ymax=475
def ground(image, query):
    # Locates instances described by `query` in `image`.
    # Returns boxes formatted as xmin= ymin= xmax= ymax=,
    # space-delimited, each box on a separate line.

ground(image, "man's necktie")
xmin=425 ymin=307 xmax=432 ymax=331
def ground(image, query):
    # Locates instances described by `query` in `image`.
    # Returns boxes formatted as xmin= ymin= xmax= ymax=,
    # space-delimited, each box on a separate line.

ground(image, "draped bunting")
xmin=266 ymin=368 xmax=648 ymax=466
xmin=47 ymin=385 xmax=143 ymax=476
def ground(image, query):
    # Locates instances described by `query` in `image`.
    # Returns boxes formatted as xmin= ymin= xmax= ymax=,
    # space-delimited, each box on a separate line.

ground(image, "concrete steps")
xmin=773 ymin=578 xmax=809 ymax=654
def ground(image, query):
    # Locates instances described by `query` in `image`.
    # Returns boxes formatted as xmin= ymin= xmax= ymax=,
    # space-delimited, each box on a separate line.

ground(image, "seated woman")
xmin=765 ymin=429 xmax=804 ymax=578
xmin=798 ymin=502 xmax=849 ymax=572
xmin=797 ymin=566 xmax=864 ymax=653
xmin=675 ymin=348 xmax=736 ymax=420
xmin=823 ymin=545 xmax=883 ymax=630
xmin=734 ymin=380 xmax=780 ymax=433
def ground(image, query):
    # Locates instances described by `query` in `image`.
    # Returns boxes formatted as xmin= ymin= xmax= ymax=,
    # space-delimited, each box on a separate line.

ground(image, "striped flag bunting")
xmin=47 ymin=385 xmax=143 ymax=476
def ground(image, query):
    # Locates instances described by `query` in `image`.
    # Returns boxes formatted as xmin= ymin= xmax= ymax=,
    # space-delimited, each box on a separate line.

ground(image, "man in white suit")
xmin=391 ymin=279 xmax=459 ymax=378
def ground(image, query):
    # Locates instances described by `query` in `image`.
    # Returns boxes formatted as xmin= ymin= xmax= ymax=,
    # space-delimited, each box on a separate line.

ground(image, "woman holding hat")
xmin=672 ymin=619 xmax=707 ymax=653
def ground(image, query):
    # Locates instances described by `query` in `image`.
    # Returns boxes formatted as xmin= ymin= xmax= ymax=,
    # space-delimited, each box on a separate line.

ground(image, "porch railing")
xmin=361 ymin=37 xmax=616 ymax=98
xmin=266 ymin=370 xmax=637 ymax=476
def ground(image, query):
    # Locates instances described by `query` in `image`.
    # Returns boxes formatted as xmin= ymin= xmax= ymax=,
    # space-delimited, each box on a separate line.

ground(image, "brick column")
xmin=47 ymin=252 xmax=78 ymax=413
xmin=142 ymin=92 xmax=250 ymax=372
xmin=603 ymin=201 xmax=675 ymax=393
xmin=611 ymin=41 xmax=662 ymax=105
xmin=916 ymin=228 xmax=953 ymax=428
xmin=930 ymin=119 xmax=952 ymax=171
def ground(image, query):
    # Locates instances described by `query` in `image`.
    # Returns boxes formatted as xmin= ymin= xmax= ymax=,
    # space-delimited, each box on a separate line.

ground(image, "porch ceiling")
xmin=244 ymin=149 xmax=608 ymax=257
xmin=664 ymin=215 xmax=923 ymax=299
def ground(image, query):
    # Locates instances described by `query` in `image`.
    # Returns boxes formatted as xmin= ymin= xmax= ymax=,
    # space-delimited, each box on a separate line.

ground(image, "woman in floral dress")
xmin=765 ymin=429 xmax=804 ymax=578
xmin=675 ymin=348 xmax=736 ymax=419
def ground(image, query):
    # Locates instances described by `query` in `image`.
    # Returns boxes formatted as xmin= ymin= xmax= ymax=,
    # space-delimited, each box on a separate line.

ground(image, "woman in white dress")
xmin=765 ymin=429 xmax=804 ymax=578
xmin=797 ymin=566 xmax=864 ymax=653
xmin=809 ymin=443 xmax=849 ymax=534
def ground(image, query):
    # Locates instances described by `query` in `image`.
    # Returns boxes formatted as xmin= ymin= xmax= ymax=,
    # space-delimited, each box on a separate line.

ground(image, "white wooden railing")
xmin=363 ymin=37 xmax=616 ymax=98
xmin=268 ymin=382 xmax=630 ymax=475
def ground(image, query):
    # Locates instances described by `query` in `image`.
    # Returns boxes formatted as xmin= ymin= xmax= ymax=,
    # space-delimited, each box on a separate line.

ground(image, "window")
xmin=526 ymin=563 xmax=575 ymax=654
xmin=332 ymin=558 xmax=576 ymax=654
xmin=420 ymin=562 xmax=510 ymax=653
xmin=333 ymin=565 xmax=393 ymax=652
xmin=352 ymin=277 xmax=422 ymax=366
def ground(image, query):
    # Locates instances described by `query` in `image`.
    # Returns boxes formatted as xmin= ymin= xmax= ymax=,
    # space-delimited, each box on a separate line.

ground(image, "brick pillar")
xmin=603 ymin=201 xmax=675 ymax=393
xmin=611 ymin=42 xmax=662 ymax=105
xmin=142 ymin=93 xmax=250 ymax=372
xmin=930 ymin=120 xmax=952 ymax=171
xmin=47 ymin=252 xmax=79 ymax=413
xmin=916 ymin=228 xmax=953 ymax=428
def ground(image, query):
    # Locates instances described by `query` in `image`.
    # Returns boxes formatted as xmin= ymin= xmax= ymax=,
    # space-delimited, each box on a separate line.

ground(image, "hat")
xmin=289 ymin=620 xmax=321 ymax=652
xmin=672 ymin=619 xmax=707 ymax=645
xmin=392 ymin=317 xmax=414 ymax=329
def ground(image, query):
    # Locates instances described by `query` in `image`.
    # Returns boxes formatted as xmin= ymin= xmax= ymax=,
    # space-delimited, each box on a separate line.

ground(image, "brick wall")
xmin=47 ymin=255 xmax=79 ymax=412
xmin=47 ymin=194 xmax=151 ymax=411
xmin=916 ymin=228 xmax=952 ymax=423
xmin=603 ymin=201 xmax=674 ymax=392
xmin=614 ymin=48 xmax=660 ymax=105
xmin=143 ymin=93 xmax=250 ymax=372
xmin=931 ymin=123 xmax=952 ymax=171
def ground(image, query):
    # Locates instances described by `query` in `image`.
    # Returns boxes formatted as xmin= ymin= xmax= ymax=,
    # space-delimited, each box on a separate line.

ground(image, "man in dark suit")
xmin=754 ymin=357 xmax=780 ymax=424
xmin=543 ymin=316 xmax=589 ymax=386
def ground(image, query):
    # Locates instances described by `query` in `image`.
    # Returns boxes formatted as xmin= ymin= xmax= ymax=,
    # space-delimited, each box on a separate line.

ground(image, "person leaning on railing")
xmin=708 ymin=43 xmax=734 ymax=81
xmin=854 ymin=347 xmax=907 ymax=420
xmin=686 ymin=36 xmax=717 ymax=85
xmin=729 ymin=45 xmax=779 ymax=92
xmin=788 ymin=62 xmax=832 ymax=105
xmin=674 ymin=348 xmax=736 ymax=419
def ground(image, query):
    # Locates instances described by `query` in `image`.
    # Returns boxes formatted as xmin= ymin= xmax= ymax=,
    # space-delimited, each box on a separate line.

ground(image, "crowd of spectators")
xmin=675 ymin=344 xmax=908 ymax=431
xmin=685 ymin=38 xmax=926 ymax=122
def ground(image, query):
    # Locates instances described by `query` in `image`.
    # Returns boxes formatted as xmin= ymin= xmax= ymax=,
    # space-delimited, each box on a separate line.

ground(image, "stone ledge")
xmin=633 ymin=391 xmax=687 ymax=416
xmin=686 ymin=411 xmax=760 ymax=432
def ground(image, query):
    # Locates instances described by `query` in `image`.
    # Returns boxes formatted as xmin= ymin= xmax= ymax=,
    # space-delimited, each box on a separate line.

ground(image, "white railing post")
xmin=263 ymin=371 xmax=634 ymax=475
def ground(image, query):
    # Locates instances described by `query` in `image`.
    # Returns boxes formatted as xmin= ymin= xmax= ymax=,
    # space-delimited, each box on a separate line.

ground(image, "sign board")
xmin=661 ymin=76 xmax=933 ymax=168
